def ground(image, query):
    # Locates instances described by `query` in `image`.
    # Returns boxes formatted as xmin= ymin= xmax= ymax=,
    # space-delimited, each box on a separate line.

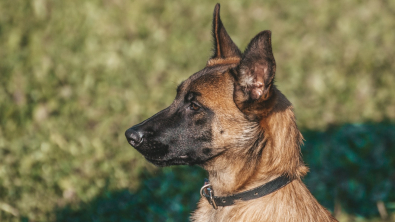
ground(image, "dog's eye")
xmin=188 ymin=102 xmax=200 ymax=111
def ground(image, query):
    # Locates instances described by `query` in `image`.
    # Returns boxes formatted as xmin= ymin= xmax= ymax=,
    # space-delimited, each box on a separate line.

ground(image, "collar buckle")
xmin=200 ymin=181 xmax=218 ymax=209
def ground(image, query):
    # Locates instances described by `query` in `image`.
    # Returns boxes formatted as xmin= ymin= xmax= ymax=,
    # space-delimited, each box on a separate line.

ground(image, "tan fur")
xmin=190 ymin=72 xmax=337 ymax=222
xmin=206 ymin=57 xmax=241 ymax=67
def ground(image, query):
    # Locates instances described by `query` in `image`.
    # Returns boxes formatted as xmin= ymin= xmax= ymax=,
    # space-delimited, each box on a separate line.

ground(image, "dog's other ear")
xmin=234 ymin=30 xmax=276 ymax=109
xmin=209 ymin=4 xmax=241 ymax=63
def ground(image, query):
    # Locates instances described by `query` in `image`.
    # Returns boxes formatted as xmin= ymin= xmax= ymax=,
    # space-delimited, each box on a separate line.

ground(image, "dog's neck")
xmin=203 ymin=89 xmax=308 ymax=196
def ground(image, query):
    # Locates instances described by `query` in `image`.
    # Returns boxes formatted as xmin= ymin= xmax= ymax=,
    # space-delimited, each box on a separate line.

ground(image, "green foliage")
xmin=303 ymin=123 xmax=395 ymax=217
xmin=55 ymin=167 xmax=206 ymax=222
xmin=0 ymin=0 xmax=394 ymax=221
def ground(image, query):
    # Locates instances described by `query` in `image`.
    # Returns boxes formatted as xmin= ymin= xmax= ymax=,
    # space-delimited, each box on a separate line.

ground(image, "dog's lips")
xmin=143 ymin=149 xmax=226 ymax=167
xmin=144 ymin=155 xmax=193 ymax=166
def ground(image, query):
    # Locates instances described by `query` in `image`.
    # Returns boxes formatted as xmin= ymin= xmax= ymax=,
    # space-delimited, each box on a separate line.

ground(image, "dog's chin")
xmin=143 ymin=149 xmax=226 ymax=167
xmin=144 ymin=156 xmax=202 ymax=167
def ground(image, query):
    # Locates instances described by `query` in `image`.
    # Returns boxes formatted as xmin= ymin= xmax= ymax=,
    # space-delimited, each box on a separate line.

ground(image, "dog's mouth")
xmin=144 ymin=155 xmax=198 ymax=167
xmin=143 ymin=150 xmax=225 ymax=167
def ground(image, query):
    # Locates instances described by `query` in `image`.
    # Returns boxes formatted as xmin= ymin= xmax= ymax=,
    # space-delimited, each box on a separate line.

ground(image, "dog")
xmin=125 ymin=4 xmax=338 ymax=222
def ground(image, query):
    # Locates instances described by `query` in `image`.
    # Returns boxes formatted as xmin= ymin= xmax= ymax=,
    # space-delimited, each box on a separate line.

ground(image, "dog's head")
xmin=126 ymin=4 xmax=277 ymax=167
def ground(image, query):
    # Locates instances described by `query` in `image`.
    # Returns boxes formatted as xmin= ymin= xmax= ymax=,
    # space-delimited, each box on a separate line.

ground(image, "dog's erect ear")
xmin=207 ymin=4 xmax=241 ymax=66
xmin=234 ymin=30 xmax=276 ymax=104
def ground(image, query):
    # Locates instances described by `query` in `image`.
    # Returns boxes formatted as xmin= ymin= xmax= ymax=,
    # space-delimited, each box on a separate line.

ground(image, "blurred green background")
xmin=0 ymin=0 xmax=394 ymax=221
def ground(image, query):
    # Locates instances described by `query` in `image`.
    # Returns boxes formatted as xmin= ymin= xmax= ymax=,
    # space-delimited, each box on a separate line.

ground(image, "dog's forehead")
xmin=178 ymin=65 xmax=234 ymax=94
xmin=175 ymin=65 xmax=239 ymax=111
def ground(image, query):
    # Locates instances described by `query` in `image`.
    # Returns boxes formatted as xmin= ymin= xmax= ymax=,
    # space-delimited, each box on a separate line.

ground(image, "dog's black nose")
xmin=125 ymin=127 xmax=144 ymax=147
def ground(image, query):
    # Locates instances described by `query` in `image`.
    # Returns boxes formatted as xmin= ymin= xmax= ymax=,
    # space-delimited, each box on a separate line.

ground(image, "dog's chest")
xmin=191 ymin=198 xmax=263 ymax=222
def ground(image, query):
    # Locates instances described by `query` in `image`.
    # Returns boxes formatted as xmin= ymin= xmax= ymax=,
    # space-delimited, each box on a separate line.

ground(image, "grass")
xmin=0 ymin=0 xmax=394 ymax=221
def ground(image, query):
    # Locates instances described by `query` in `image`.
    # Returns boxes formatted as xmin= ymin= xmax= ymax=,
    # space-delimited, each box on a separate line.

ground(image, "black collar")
xmin=200 ymin=175 xmax=293 ymax=209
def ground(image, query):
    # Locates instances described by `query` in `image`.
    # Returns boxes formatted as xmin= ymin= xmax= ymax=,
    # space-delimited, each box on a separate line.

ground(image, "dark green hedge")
xmin=55 ymin=123 xmax=395 ymax=221
xmin=55 ymin=167 xmax=206 ymax=222
xmin=303 ymin=123 xmax=395 ymax=217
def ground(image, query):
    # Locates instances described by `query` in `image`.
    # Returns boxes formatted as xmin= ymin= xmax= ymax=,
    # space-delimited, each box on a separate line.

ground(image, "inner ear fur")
xmin=233 ymin=30 xmax=277 ymax=119
xmin=235 ymin=30 xmax=276 ymax=101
